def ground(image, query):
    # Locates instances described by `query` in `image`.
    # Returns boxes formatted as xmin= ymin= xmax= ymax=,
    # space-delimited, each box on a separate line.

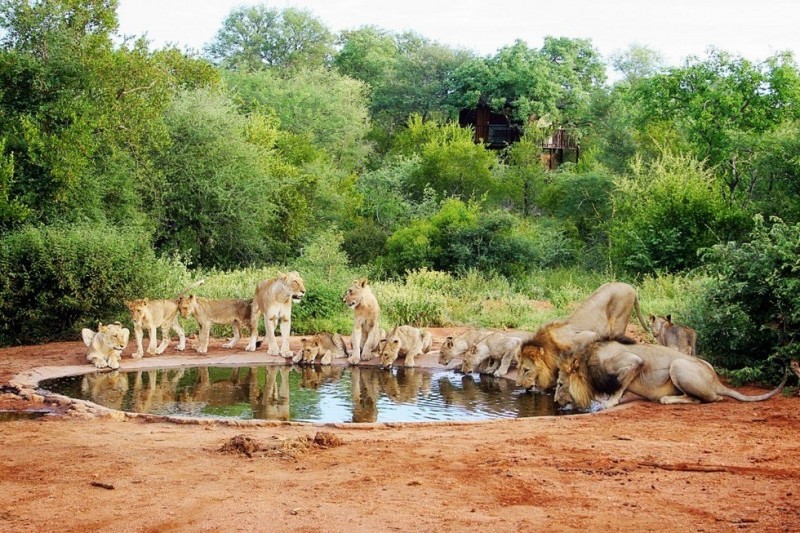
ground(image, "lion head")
xmin=126 ymin=299 xmax=149 ymax=323
xmin=101 ymin=322 xmax=130 ymax=352
xmin=515 ymin=328 xmax=560 ymax=390
xmin=438 ymin=336 xmax=457 ymax=365
xmin=343 ymin=278 xmax=371 ymax=309
xmin=460 ymin=344 xmax=480 ymax=373
xmin=379 ymin=334 xmax=402 ymax=368
xmin=176 ymin=294 xmax=197 ymax=319
xmin=554 ymin=355 xmax=595 ymax=410
xmin=280 ymin=271 xmax=306 ymax=303
xmin=298 ymin=337 xmax=321 ymax=364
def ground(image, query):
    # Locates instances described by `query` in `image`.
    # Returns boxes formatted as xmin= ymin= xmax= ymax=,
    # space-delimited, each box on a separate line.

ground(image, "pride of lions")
xmin=80 ymin=276 xmax=787 ymax=410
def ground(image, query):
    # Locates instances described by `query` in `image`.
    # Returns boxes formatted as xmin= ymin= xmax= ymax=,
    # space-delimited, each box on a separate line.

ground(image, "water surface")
xmin=40 ymin=365 xmax=569 ymax=423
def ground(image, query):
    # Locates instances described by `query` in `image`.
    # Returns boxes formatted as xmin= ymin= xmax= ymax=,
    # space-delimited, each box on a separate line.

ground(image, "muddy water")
xmin=39 ymin=366 xmax=569 ymax=423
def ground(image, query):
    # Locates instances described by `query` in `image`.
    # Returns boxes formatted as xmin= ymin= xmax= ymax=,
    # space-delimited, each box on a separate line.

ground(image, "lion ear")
xmin=99 ymin=323 xmax=108 ymax=333
xmin=666 ymin=314 xmax=672 ymax=323
xmin=359 ymin=278 xmax=368 ymax=287
xmin=143 ymin=298 xmax=149 ymax=305
xmin=649 ymin=314 xmax=655 ymax=322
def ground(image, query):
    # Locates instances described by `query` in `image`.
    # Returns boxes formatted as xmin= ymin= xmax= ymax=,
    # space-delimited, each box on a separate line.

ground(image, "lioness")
xmin=81 ymin=322 xmax=130 ymax=369
xmin=379 ymin=325 xmax=433 ymax=368
xmin=246 ymin=271 xmax=306 ymax=357
xmin=126 ymin=298 xmax=186 ymax=358
xmin=554 ymin=339 xmax=788 ymax=410
xmin=460 ymin=333 xmax=522 ymax=377
xmin=438 ymin=329 xmax=493 ymax=367
xmin=516 ymin=282 xmax=649 ymax=391
xmin=343 ymin=278 xmax=382 ymax=365
xmin=293 ymin=333 xmax=348 ymax=365
xmin=650 ymin=314 xmax=697 ymax=356
xmin=177 ymin=294 xmax=256 ymax=353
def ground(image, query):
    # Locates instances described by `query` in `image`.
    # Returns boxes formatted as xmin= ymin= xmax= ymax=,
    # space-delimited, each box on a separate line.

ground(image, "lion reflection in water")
xmin=437 ymin=374 xmax=558 ymax=418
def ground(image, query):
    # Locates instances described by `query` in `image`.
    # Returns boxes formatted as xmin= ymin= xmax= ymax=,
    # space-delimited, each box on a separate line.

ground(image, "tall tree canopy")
xmin=205 ymin=4 xmax=334 ymax=71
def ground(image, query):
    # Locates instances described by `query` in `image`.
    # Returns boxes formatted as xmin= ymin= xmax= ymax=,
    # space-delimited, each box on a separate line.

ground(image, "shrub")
xmin=609 ymin=152 xmax=751 ymax=275
xmin=685 ymin=215 xmax=800 ymax=382
xmin=0 ymin=224 xmax=182 ymax=345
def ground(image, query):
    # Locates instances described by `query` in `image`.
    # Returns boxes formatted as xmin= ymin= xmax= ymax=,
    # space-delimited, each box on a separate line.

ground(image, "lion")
xmin=177 ymin=294 xmax=257 ymax=353
xmin=81 ymin=322 xmax=130 ymax=369
xmin=438 ymin=329 xmax=493 ymax=367
xmin=516 ymin=282 xmax=649 ymax=391
xmin=650 ymin=314 xmax=697 ymax=356
xmin=246 ymin=271 xmax=306 ymax=357
xmin=460 ymin=333 xmax=522 ymax=377
xmin=343 ymin=278 xmax=382 ymax=365
xmin=554 ymin=339 xmax=788 ymax=410
xmin=293 ymin=333 xmax=348 ymax=365
xmin=126 ymin=298 xmax=186 ymax=358
xmin=378 ymin=325 xmax=433 ymax=368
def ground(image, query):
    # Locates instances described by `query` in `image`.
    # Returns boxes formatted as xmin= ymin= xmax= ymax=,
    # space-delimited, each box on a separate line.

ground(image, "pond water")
xmin=39 ymin=365 xmax=570 ymax=423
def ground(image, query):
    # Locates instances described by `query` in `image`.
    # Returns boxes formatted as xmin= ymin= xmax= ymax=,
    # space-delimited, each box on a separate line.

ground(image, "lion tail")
xmin=633 ymin=296 xmax=650 ymax=332
xmin=175 ymin=278 xmax=206 ymax=298
xmin=718 ymin=369 xmax=788 ymax=402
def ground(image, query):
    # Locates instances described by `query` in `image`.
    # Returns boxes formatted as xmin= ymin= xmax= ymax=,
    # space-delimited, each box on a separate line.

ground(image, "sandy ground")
xmin=1 ymin=329 xmax=798 ymax=532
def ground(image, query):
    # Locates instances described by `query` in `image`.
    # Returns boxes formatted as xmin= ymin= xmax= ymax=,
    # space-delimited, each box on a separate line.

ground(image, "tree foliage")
xmin=205 ymin=4 xmax=334 ymax=71
xmin=687 ymin=216 xmax=800 ymax=380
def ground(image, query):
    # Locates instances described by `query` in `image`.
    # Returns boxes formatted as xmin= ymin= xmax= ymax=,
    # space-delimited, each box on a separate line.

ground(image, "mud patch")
xmin=218 ymin=431 xmax=344 ymax=459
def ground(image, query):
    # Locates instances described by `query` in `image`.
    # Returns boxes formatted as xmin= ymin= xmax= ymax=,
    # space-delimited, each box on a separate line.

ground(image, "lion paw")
xmin=92 ymin=360 xmax=109 ymax=369
xmin=245 ymin=343 xmax=257 ymax=352
xmin=347 ymin=354 xmax=361 ymax=365
xmin=132 ymin=352 xmax=144 ymax=359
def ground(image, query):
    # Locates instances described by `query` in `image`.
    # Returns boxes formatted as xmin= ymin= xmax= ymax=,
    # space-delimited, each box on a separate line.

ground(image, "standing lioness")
xmin=343 ymin=278 xmax=381 ymax=365
xmin=247 ymin=271 xmax=306 ymax=357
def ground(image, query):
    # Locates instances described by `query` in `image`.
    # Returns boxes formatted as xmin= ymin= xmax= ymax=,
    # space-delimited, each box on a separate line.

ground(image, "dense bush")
xmin=686 ymin=216 xmax=800 ymax=382
xmin=0 ymin=225 xmax=184 ymax=345
xmin=384 ymin=199 xmax=578 ymax=277
xmin=609 ymin=152 xmax=751 ymax=274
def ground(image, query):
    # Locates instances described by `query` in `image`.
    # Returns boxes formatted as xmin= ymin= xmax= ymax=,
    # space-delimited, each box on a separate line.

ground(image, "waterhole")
xmin=39 ymin=365 xmax=569 ymax=423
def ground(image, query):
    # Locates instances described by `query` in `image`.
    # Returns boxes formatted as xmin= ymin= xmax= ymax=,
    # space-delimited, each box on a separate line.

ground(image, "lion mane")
xmin=516 ymin=282 xmax=649 ymax=390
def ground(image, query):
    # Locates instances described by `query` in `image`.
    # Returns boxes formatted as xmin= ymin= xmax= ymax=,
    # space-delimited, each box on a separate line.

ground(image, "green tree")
xmin=205 ymin=4 xmax=334 ymax=71
xmin=154 ymin=89 xmax=283 ymax=268
xmin=609 ymin=151 xmax=751 ymax=274
xmin=225 ymin=67 xmax=372 ymax=170
xmin=632 ymin=50 xmax=800 ymax=202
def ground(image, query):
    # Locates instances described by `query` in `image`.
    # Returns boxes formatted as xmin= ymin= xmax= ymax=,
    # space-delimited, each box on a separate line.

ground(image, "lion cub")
xmin=81 ymin=322 xmax=130 ymax=369
xmin=126 ymin=298 xmax=186 ymax=358
xmin=650 ymin=314 xmax=697 ymax=356
xmin=379 ymin=325 xmax=433 ymax=368
xmin=294 ymin=333 xmax=348 ymax=365
xmin=177 ymin=294 xmax=256 ymax=353
xmin=343 ymin=278 xmax=382 ymax=365
xmin=460 ymin=333 xmax=522 ymax=377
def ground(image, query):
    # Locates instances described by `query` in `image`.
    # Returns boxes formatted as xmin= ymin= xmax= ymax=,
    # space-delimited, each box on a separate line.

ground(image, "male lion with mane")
xmin=81 ymin=322 xmax=130 ymax=369
xmin=554 ymin=339 xmax=788 ymax=410
xmin=246 ymin=271 xmax=306 ymax=357
xmin=516 ymin=282 xmax=649 ymax=391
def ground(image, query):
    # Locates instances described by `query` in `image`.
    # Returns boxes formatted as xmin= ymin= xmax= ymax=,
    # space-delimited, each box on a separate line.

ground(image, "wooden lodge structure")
xmin=458 ymin=104 xmax=522 ymax=149
xmin=540 ymin=128 xmax=579 ymax=170
xmin=459 ymin=103 xmax=579 ymax=170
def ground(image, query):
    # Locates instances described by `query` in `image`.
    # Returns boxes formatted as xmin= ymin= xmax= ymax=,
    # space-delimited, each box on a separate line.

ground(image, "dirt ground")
xmin=1 ymin=329 xmax=798 ymax=532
